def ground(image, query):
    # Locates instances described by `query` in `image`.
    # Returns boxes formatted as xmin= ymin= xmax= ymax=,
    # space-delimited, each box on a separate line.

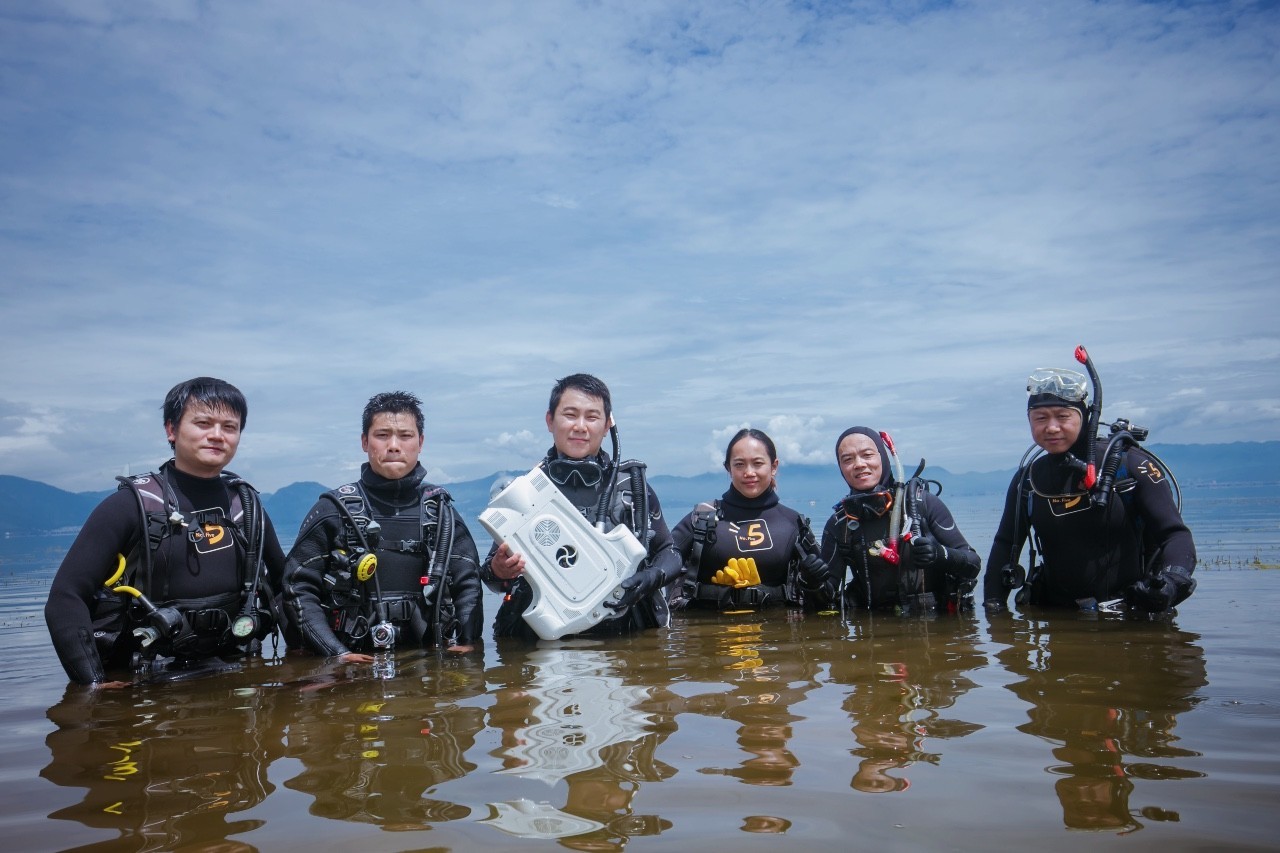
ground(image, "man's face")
xmin=166 ymin=403 xmax=242 ymax=478
xmin=837 ymin=433 xmax=883 ymax=492
xmin=546 ymin=388 xmax=610 ymax=459
xmin=362 ymin=411 xmax=424 ymax=480
xmin=1028 ymin=406 xmax=1083 ymax=455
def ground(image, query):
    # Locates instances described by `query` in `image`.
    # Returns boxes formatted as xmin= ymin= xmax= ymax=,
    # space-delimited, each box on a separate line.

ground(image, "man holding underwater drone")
xmin=45 ymin=377 xmax=287 ymax=686
xmin=481 ymin=373 xmax=683 ymax=640
xmin=982 ymin=347 xmax=1196 ymax=614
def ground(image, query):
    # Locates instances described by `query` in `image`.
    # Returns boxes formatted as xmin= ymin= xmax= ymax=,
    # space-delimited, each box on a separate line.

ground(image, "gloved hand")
xmin=606 ymin=567 xmax=659 ymax=611
xmin=797 ymin=554 xmax=831 ymax=590
xmin=711 ymin=557 xmax=760 ymax=588
xmin=796 ymin=515 xmax=821 ymax=557
xmin=1125 ymin=566 xmax=1196 ymax=613
xmin=909 ymin=535 xmax=946 ymax=569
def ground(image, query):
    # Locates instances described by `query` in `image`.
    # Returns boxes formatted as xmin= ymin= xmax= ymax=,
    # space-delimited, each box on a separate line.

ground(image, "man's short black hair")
xmin=362 ymin=391 xmax=425 ymax=436
xmin=162 ymin=377 xmax=247 ymax=449
xmin=548 ymin=373 xmax=612 ymax=418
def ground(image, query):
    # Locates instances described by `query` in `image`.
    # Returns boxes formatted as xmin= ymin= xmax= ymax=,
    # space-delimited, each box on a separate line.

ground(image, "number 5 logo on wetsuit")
xmin=729 ymin=519 xmax=774 ymax=553
xmin=188 ymin=508 xmax=235 ymax=555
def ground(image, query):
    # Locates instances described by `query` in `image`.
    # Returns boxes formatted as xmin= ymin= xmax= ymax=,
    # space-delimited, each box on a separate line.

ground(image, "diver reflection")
xmin=669 ymin=614 xmax=821 ymax=787
xmin=828 ymin=614 xmax=985 ymax=793
xmin=42 ymin=674 xmax=283 ymax=851
xmin=485 ymin=644 xmax=675 ymax=848
xmin=282 ymin=650 xmax=487 ymax=831
xmin=990 ymin=614 xmax=1207 ymax=833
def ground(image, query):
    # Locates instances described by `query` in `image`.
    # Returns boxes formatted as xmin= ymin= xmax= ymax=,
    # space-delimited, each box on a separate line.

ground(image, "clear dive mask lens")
xmin=546 ymin=457 xmax=605 ymax=488
xmin=1027 ymin=368 xmax=1089 ymax=403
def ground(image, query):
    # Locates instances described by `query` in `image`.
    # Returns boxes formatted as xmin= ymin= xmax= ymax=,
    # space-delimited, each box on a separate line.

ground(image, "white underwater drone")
xmin=479 ymin=465 xmax=645 ymax=640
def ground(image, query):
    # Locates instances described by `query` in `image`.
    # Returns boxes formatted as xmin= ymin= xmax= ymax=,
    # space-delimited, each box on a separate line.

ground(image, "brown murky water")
xmin=5 ymin=568 xmax=1278 ymax=852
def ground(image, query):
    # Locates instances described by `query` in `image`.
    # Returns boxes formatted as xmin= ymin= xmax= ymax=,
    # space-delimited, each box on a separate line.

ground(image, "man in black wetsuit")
xmin=982 ymin=366 xmax=1196 ymax=614
xmin=44 ymin=377 xmax=287 ymax=686
xmin=820 ymin=427 xmax=981 ymax=614
xmin=481 ymin=373 xmax=682 ymax=640
xmin=283 ymin=391 xmax=482 ymax=662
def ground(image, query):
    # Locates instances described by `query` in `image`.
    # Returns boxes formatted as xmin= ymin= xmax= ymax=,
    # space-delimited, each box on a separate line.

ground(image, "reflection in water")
xmin=24 ymin=563 xmax=1249 ymax=850
xmin=485 ymin=644 xmax=675 ymax=847
xmin=990 ymin=614 xmax=1207 ymax=833
xmin=283 ymin=650 xmax=487 ymax=830
xmin=42 ymin=672 xmax=282 ymax=852
xmin=683 ymin=616 xmax=821 ymax=787
xmin=827 ymin=614 xmax=985 ymax=793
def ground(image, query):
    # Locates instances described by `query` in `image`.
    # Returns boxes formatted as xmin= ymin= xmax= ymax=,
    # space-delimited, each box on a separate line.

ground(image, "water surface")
xmin=2 ymin=499 xmax=1278 ymax=851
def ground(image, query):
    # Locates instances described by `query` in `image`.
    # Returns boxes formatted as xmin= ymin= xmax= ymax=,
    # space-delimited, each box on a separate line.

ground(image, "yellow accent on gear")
xmin=105 ymin=553 xmax=127 ymax=588
xmin=711 ymin=556 xmax=761 ymax=588
xmin=355 ymin=552 xmax=378 ymax=582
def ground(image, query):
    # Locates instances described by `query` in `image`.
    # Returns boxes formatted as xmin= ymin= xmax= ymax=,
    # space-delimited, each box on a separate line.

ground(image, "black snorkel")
xmin=593 ymin=423 xmax=622 ymax=530
xmin=1073 ymin=344 xmax=1102 ymax=491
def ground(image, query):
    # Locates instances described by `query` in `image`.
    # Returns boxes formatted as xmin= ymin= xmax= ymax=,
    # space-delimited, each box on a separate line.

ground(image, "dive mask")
xmin=838 ymin=490 xmax=894 ymax=521
xmin=1027 ymin=368 xmax=1089 ymax=406
xmin=546 ymin=456 xmax=606 ymax=488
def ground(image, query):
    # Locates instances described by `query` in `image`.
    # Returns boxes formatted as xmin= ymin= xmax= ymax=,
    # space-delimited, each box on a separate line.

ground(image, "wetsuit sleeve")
xmin=1126 ymin=447 xmax=1196 ymax=574
xmin=44 ymin=491 xmax=141 ymax=684
xmin=261 ymin=514 xmax=287 ymax=595
xmin=258 ymin=513 xmax=292 ymax=644
xmin=283 ymin=500 xmax=351 ymax=657
xmin=670 ymin=510 xmax=695 ymax=563
xmin=921 ymin=493 xmax=981 ymax=580
xmin=983 ymin=471 xmax=1028 ymax=604
xmin=442 ymin=507 xmax=484 ymax=647
xmin=478 ymin=541 xmax=515 ymax=594
xmin=640 ymin=485 xmax=683 ymax=587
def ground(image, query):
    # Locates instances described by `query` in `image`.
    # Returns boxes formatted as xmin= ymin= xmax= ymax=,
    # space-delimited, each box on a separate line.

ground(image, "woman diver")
xmin=670 ymin=428 xmax=836 ymax=611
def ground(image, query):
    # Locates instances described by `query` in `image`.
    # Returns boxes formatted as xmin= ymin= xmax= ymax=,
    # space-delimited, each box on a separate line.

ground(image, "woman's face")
xmin=837 ymin=433 xmax=883 ymax=492
xmin=727 ymin=436 xmax=778 ymax=499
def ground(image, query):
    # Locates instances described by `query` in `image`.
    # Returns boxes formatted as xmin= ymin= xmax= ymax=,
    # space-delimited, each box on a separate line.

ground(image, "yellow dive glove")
xmin=712 ymin=557 xmax=761 ymax=588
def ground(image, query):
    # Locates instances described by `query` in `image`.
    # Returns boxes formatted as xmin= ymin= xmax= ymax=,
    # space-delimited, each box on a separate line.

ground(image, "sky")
xmin=1 ymin=0 xmax=1277 ymax=494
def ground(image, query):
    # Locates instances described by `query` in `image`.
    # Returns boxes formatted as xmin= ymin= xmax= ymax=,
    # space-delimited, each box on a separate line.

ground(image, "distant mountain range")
xmin=3 ymin=441 xmax=1277 ymax=538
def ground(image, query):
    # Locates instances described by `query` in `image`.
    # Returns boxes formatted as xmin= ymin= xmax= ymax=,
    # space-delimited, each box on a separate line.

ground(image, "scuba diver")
xmin=283 ymin=391 xmax=483 ymax=661
xmin=669 ymin=428 xmax=836 ymax=611
xmin=481 ymin=373 xmax=683 ymax=640
xmin=44 ymin=377 xmax=286 ymax=686
xmin=819 ymin=427 xmax=981 ymax=614
xmin=982 ymin=346 xmax=1196 ymax=614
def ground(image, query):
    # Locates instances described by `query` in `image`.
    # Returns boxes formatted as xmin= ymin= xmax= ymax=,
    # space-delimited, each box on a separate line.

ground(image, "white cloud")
xmin=1 ymin=0 xmax=1277 ymax=492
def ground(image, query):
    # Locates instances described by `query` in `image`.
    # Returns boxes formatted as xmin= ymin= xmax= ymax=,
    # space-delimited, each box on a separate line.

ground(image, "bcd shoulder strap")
xmin=686 ymin=499 xmax=721 ymax=571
